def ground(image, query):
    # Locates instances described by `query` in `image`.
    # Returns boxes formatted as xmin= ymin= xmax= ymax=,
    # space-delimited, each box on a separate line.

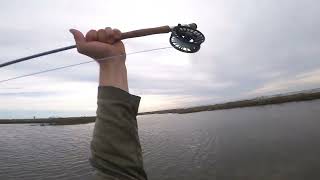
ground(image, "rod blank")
xmin=0 ymin=25 xmax=172 ymax=68
xmin=0 ymin=23 xmax=197 ymax=68
xmin=0 ymin=45 xmax=76 ymax=68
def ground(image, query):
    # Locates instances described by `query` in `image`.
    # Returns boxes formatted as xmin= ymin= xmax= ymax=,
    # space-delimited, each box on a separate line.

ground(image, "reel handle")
xmin=120 ymin=23 xmax=197 ymax=40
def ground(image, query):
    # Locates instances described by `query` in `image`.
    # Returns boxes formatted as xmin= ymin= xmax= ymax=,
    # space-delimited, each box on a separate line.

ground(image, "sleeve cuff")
xmin=98 ymin=86 xmax=141 ymax=114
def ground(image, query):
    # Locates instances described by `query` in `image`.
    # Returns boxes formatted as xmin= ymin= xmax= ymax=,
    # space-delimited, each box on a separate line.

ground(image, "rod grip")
xmin=120 ymin=25 xmax=171 ymax=40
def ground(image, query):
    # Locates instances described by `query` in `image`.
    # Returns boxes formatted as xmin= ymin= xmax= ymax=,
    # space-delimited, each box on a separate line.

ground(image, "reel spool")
xmin=170 ymin=24 xmax=205 ymax=53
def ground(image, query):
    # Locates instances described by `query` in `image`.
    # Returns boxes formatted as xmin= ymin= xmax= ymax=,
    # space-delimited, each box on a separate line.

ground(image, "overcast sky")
xmin=0 ymin=0 xmax=319 ymax=118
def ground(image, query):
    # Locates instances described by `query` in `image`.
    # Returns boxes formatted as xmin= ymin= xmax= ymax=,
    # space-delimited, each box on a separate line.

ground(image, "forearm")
xmin=70 ymin=27 xmax=146 ymax=179
xmin=90 ymin=86 xmax=147 ymax=180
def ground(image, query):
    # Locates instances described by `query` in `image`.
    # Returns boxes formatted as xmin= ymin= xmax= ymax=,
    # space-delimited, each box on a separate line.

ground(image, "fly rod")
xmin=0 ymin=23 xmax=205 ymax=68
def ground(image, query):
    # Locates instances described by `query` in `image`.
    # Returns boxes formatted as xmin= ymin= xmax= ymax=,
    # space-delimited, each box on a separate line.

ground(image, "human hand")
xmin=69 ymin=27 xmax=125 ymax=62
xmin=70 ymin=27 xmax=128 ymax=92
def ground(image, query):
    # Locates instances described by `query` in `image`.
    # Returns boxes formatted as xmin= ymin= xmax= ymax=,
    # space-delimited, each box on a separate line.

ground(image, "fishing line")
xmin=0 ymin=23 xmax=206 ymax=84
xmin=0 ymin=47 xmax=173 ymax=84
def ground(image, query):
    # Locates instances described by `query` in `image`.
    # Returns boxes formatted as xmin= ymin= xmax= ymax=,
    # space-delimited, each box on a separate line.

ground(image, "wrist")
xmin=99 ymin=61 xmax=128 ymax=92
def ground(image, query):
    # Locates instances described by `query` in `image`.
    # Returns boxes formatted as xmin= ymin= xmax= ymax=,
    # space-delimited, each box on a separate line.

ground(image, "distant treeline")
xmin=1 ymin=90 xmax=320 ymax=125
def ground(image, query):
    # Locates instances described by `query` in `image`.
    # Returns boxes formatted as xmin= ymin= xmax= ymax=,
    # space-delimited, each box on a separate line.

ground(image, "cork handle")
xmin=120 ymin=25 xmax=171 ymax=40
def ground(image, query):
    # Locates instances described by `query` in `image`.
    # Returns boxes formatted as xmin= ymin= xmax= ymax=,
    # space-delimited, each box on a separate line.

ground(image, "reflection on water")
xmin=1 ymin=100 xmax=320 ymax=180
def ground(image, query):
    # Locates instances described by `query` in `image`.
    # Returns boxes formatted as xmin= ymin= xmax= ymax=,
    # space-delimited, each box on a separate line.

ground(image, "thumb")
xmin=69 ymin=29 xmax=85 ymax=44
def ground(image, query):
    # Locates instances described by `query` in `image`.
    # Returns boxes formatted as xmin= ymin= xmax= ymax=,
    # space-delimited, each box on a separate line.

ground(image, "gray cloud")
xmin=1 ymin=0 xmax=320 ymax=118
xmin=189 ymin=0 xmax=320 ymax=97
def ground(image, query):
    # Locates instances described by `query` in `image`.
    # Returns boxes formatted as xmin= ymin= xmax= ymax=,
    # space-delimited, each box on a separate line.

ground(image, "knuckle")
xmin=88 ymin=29 xmax=96 ymax=33
xmin=86 ymin=30 xmax=97 ymax=41
xmin=105 ymin=27 xmax=112 ymax=31
xmin=105 ymin=30 xmax=114 ymax=39
xmin=97 ymin=29 xmax=106 ymax=38
xmin=113 ymin=28 xmax=121 ymax=33
xmin=97 ymin=29 xmax=105 ymax=33
xmin=86 ymin=29 xmax=96 ymax=35
xmin=113 ymin=29 xmax=121 ymax=39
xmin=105 ymin=28 xmax=113 ymax=34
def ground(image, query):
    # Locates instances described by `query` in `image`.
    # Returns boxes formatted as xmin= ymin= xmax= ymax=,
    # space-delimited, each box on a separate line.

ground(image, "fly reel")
xmin=170 ymin=24 xmax=205 ymax=53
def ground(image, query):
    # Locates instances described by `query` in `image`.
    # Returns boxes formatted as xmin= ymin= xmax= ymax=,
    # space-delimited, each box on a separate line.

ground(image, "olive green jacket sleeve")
xmin=90 ymin=86 xmax=148 ymax=180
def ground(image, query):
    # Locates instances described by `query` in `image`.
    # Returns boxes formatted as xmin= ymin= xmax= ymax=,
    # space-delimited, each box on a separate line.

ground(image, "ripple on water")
xmin=1 ymin=100 xmax=320 ymax=180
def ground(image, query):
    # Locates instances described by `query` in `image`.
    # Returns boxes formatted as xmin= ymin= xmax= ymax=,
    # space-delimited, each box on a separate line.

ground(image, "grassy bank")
xmin=1 ymin=90 xmax=320 ymax=125
xmin=139 ymin=91 xmax=320 ymax=115
xmin=0 ymin=116 xmax=96 ymax=125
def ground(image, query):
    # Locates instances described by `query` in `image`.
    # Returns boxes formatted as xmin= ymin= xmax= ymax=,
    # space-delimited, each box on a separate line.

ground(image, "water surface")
xmin=1 ymin=100 xmax=320 ymax=180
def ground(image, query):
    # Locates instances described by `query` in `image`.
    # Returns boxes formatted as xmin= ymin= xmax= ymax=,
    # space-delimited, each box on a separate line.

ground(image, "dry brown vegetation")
xmin=139 ymin=91 xmax=320 ymax=115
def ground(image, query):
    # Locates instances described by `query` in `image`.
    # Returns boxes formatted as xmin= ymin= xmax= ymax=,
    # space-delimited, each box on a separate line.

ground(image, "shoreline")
xmin=1 ymin=90 xmax=320 ymax=125
xmin=139 ymin=91 xmax=320 ymax=115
